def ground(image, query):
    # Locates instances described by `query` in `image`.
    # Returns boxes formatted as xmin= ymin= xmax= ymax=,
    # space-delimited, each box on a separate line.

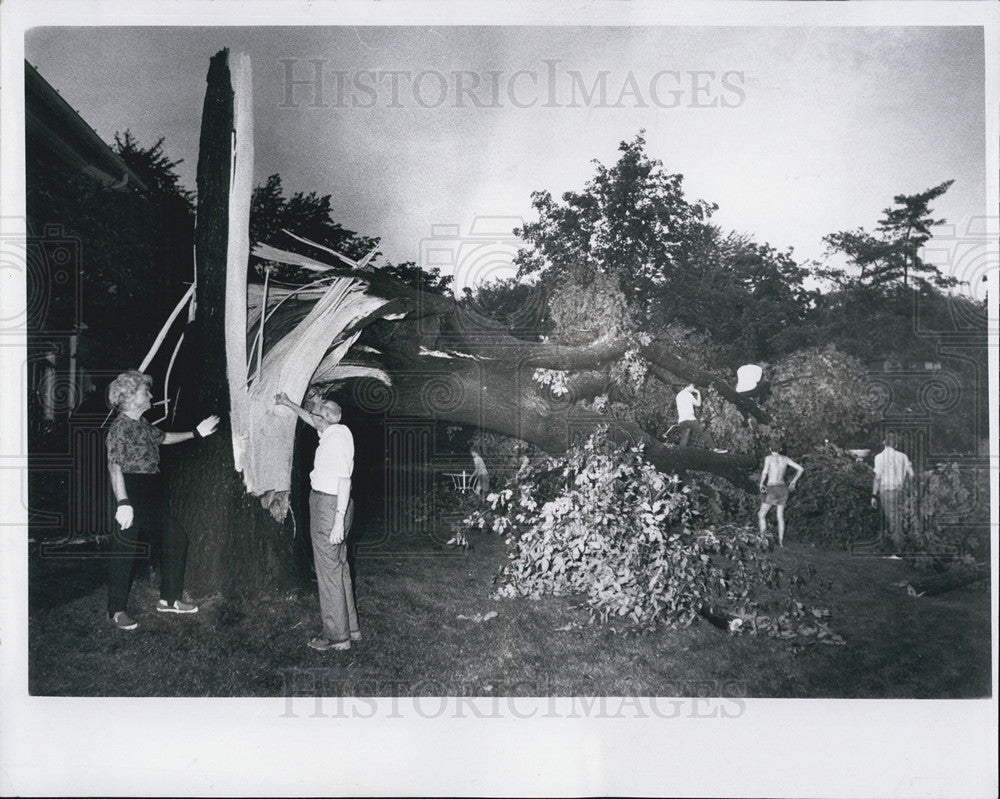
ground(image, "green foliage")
xmin=547 ymin=271 xmax=632 ymax=345
xmin=684 ymin=471 xmax=760 ymax=529
xmin=782 ymin=445 xmax=988 ymax=563
xmin=765 ymin=345 xmax=880 ymax=453
xmin=472 ymin=428 xmax=801 ymax=631
xmin=617 ymin=366 xmax=675 ymax=439
xmin=514 ymin=132 xmax=717 ymax=310
xmin=603 ymin=324 xmax=718 ymax=439
xmin=113 ymin=130 xmax=194 ymax=209
xmin=464 ymin=275 xmax=550 ymax=339
xmin=27 ymin=133 xmax=192 ymax=369
xmin=379 ymin=261 xmax=453 ymax=295
xmin=818 ymin=229 xmax=895 ymax=288
xmin=793 ymin=443 xmax=880 ymax=548
xmin=512 ymin=133 xmax=814 ymax=359
xmin=821 ymin=180 xmax=958 ymax=291
xmin=702 ymin=386 xmax=772 ymax=455
xmin=666 ymin=232 xmax=817 ymax=363
xmin=901 ymin=463 xmax=989 ymax=565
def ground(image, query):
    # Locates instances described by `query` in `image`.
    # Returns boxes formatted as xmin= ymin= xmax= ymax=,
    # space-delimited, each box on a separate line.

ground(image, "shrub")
xmin=765 ymin=345 xmax=880 ymax=454
xmin=792 ymin=443 xmax=879 ymax=548
xmin=702 ymin=386 xmax=773 ymax=455
xmin=685 ymin=471 xmax=760 ymax=529
xmin=786 ymin=445 xmax=989 ymax=565
xmin=902 ymin=462 xmax=990 ymax=565
xmin=469 ymin=428 xmax=785 ymax=630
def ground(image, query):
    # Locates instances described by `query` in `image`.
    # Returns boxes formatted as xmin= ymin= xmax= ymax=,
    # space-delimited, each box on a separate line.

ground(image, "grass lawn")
xmin=28 ymin=520 xmax=991 ymax=698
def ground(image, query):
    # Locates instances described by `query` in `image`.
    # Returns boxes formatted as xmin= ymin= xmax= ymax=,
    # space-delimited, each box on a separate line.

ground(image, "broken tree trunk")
xmin=162 ymin=49 xmax=769 ymax=598
xmin=165 ymin=49 xmax=294 ymax=598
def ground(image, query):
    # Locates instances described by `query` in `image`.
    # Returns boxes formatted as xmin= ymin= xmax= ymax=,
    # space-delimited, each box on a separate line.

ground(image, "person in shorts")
xmin=757 ymin=438 xmax=804 ymax=547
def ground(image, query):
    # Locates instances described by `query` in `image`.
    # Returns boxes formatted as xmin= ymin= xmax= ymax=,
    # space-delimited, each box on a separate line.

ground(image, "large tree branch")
xmin=509 ymin=334 xmax=770 ymax=424
xmin=258 ymin=245 xmax=769 ymax=473
xmin=640 ymin=340 xmax=772 ymax=424
xmin=338 ymin=357 xmax=756 ymax=491
xmin=518 ymin=336 xmax=629 ymax=370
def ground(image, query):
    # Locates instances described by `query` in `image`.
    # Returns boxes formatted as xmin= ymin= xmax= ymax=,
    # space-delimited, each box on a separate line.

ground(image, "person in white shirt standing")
xmin=871 ymin=432 xmax=914 ymax=551
xmin=674 ymin=383 xmax=725 ymax=452
xmin=276 ymin=391 xmax=360 ymax=651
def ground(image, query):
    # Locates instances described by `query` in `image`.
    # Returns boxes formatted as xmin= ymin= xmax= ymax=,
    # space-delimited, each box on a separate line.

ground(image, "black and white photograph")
xmin=1 ymin=1 xmax=996 ymax=796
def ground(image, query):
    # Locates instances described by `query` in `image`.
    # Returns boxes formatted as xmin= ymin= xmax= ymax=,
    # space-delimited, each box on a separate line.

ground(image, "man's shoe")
xmin=712 ymin=448 xmax=729 ymax=454
xmin=157 ymin=599 xmax=199 ymax=614
xmin=350 ymin=630 xmax=362 ymax=642
xmin=111 ymin=611 xmax=138 ymax=630
xmin=308 ymin=636 xmax=350 ymax=651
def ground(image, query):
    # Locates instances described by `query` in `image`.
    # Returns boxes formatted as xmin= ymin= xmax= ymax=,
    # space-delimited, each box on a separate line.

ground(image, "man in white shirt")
xmin=871 ymin=432 xmax=914 ymax=550
xmin=674 ymin=384 xmax=725 ymax=452
xmin=276 ymin=391 xmax=360 ymax=651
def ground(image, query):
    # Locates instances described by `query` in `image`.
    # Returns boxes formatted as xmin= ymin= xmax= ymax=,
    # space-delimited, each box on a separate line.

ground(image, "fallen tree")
xmin=250 ymin=239 xmax=762 ymax=491
xmin=166 ymin=49 xmax=765 ymax=597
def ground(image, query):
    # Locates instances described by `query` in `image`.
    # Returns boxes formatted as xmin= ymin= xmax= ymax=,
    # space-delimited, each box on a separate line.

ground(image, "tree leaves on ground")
xmin=470 ymin=427 xmax=838 ymax=641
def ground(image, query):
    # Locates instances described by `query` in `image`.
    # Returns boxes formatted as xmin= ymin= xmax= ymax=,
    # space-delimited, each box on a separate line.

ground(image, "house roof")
xmin=25 ymin=61 xmax=148 ymax=192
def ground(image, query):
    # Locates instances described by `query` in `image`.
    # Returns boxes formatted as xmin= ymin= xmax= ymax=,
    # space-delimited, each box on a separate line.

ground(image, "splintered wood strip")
xmin=252 ymin=242 xmax=333 ymax=271
xmin=138 ymin=283 xmax=195 ymax=372
xmin=225 ymin=51 xmax=254 ymax=474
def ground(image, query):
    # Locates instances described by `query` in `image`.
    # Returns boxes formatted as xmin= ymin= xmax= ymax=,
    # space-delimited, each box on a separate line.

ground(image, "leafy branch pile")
xmin=793 ymin=443 xmax=880 ymax=548
xmin=901 ymin=462 xmax=989 ymax=567
xmin=469 ymin=428 xmax=836 ymax=639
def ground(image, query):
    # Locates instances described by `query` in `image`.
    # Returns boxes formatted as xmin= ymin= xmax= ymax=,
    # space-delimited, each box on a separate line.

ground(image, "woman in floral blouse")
xmin=105 ymin=370 xmax=219 ymax=630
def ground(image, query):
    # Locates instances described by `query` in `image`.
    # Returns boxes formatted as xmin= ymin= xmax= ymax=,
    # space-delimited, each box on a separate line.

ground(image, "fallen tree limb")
xmin=906 ymin=562 xmax=989 ymax=597
xmin=698 ymin=605 xmax=742 ymax=632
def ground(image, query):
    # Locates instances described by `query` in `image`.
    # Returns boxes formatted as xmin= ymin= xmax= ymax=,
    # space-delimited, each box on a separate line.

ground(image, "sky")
xmin=24 ymin=25 xmax=988 ymax=291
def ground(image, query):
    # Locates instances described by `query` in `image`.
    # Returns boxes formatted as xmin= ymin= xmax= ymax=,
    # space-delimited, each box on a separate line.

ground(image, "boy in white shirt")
xmin=276 ymin=392 xmax=360 ymax=651
xmin=674 ymin=384 xmax=726 ymax=452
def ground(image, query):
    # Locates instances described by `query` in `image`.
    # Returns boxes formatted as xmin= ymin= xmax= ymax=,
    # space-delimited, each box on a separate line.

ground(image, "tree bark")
xmin=165 ymin=49 xmax=293 ymax=599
